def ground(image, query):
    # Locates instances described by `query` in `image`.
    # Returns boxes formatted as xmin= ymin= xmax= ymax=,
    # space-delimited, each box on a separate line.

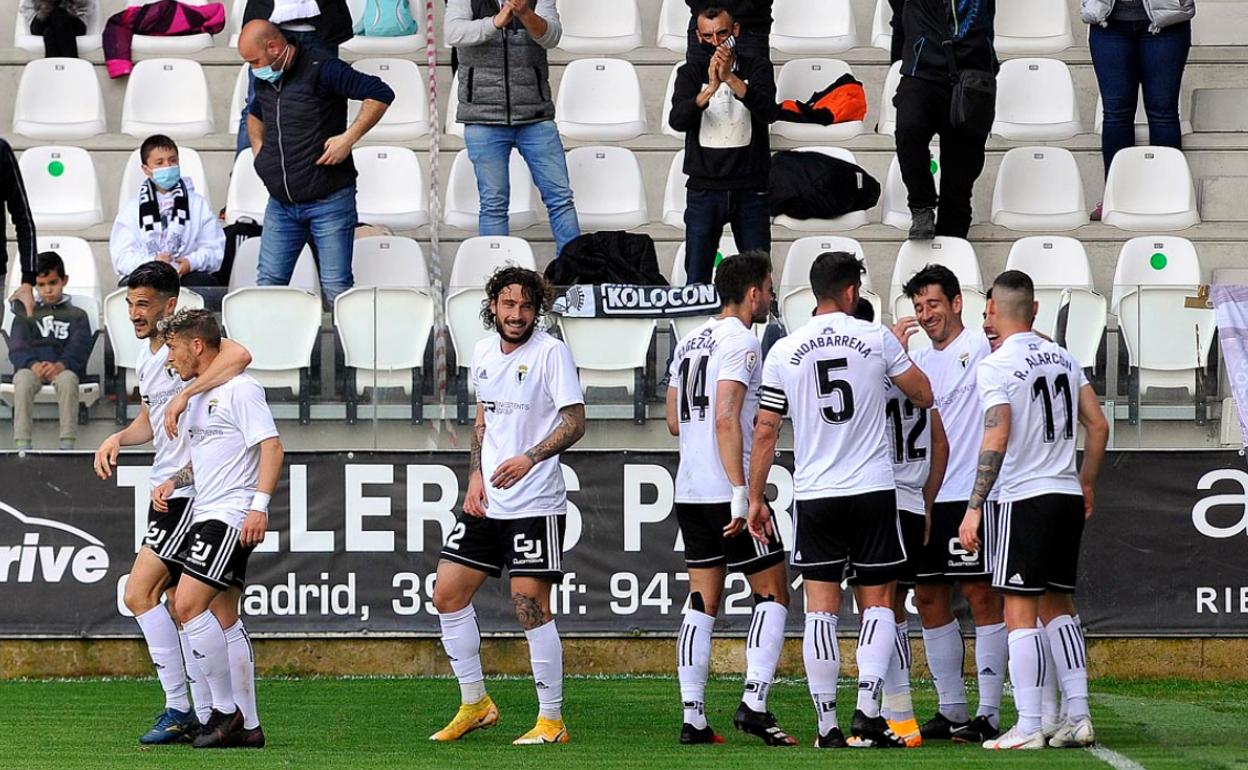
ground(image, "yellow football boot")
xmin=512 ymin=716 xmax=570 ymax=745
xmin=889 ymin=717 xmax=923 ymax=748
xmin=428 ymin=695 xmax=500 ymax=741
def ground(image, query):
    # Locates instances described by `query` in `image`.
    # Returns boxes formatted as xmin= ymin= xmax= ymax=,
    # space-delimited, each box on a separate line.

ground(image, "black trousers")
xmin=893 ymin=75 xmax=991 ymax=239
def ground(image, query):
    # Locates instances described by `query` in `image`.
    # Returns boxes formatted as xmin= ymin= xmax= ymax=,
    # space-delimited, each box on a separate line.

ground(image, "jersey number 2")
xmin=1031 ymin=373 xmax=1073 ymax=442
xmin=815 ymin=358 xmax=855 ymax=424
xmin=678 ymin=356 xmax=710 ymax=423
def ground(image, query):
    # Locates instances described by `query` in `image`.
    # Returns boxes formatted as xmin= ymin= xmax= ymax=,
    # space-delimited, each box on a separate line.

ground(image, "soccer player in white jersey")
xmin=747 ymin=251 xmax=933 ymax=749
xmin=896 ymin=264 xmax=1008 ymax=744
xmin=431 ymin=267 xmax=586 ymax=746
xmin=850 ymin=298 xmax=949 ymax=748
xmin=666 ymin=251 xmax=793 ymax=747
xmin=92 ymin=262 xmax=251 ymax=744
xmin=959 ymin=271 xmax=1108 ymax=750
xmin=153 ymin=309 xmax=283 ymax=749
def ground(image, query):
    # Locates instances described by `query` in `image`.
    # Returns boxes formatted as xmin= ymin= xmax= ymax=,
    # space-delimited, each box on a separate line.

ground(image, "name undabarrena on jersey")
xmin=784 ymin=330 xmax=875 ymax=365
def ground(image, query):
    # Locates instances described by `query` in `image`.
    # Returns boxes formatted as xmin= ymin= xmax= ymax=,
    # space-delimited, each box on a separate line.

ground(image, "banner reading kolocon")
xmin=1 ymin=450 xmax=1245 ymax=637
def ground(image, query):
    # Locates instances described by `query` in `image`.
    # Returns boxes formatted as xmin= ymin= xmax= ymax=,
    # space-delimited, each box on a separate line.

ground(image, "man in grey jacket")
xmin=446 ymin=0 xmax=581 ymax=256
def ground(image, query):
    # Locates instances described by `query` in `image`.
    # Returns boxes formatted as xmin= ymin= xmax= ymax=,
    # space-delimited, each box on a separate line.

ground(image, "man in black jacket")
xmin=684 ymin=0 xmax=771 ymax=62
xmin=670 ymin=6 xmax=777 ymax=285
xmin=240 ymin=19 xmax=393 ymax=302
xmin=895 ymin=0 xmax=997 ymax=240
xmin=1 ymin=137 xmax=38 ymax=327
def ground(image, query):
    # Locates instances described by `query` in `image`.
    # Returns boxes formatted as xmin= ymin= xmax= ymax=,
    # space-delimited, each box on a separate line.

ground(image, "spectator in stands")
xmin=19 ymin=0 xmax=90 ymax=58
xmin=1 ymin=136 xmax=37 ymax=326
xmin=684 ymin=0 xmax=771 ymax=62
xmin=1084 ymin=0 xmax=1194 ymax=220
xmin=670 ymin=5 xmax=777 ymax=285
xmin=109 ymin=135 xmax=225 ymax=287
xmin=239 ymin=19 xmax=393 ymax=303
xmin=445 ymin=0 xmax=581 ymax=258
xmin=7 ymin=252 xmax=92 ymax=451
xmin=236 ymin=0 xmax=354 ymax=155
xmin=894 ymin=0 xmax=997 ymax=240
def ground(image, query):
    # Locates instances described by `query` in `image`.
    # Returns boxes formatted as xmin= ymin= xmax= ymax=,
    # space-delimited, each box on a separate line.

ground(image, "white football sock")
xmin=183 ymin=610 xmax=235 ymax=714
xmin=180 ymin=629 xmax=213 ymax=723
xmin=1007 ymin=628 xmax=1044 ymax=734
xmin=677 ymin=610 xmax=715 ymax=729
xmin=883 ymin=620 xmax=914 ymax=722
xmin=525 ymin=619 xmax=563 ymax=721
xmin=438 ymin=605 xmax=487 ymax=704
xmin=922 ymin=620 xmax=969 ymax=723
xmin=742 ymin=601 xmax=786 ymax=713
xmin=224 ymin=620 xmax=260 ymax=730
xmin=855 ymin=607 xmax=896 ymax=718
xmin=1038 ymin=619 xmax=1060 ymax=724
xmin=975 ymin=621 xmax=1007 ymax=727
xmin=1046 ymin=614 xmax=1090 ymax=720
xmin=803 ymin=612 xmax=840 ymax=735
xmin=135 ymin=604 xmax=191 ymax=712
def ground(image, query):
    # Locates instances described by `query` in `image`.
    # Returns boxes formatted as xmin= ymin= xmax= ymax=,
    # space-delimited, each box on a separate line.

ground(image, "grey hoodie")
xmin=1081 ymin=0 xmax=1196 ymax=32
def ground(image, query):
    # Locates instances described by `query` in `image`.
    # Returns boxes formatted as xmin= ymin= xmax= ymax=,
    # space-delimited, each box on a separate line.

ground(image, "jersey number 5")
xmin=678 ymin=356 xmax=710 ymax=423
xmin=815 ymin=358 xmax=855 ymax=424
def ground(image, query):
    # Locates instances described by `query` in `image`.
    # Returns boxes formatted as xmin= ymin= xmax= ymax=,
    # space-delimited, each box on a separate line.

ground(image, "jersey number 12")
xmin=886 ymin=397 xmax=927 ymax=463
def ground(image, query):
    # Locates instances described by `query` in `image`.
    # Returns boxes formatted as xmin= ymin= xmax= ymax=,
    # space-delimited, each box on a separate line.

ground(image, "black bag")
xmin=942 ymin=29 xmax=995 ymax=137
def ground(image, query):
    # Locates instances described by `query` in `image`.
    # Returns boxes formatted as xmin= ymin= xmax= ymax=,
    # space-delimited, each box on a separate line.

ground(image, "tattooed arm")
xmin=151 ymin=462 xmax=193 ymax=514
xmin=464 ymin=405 xmax=488 ymax=517
xmin=960 ymin=404 xmax=1011 ymax=552
xmin=171 ymin=462 xmax=195 ymax=488
xmin=490 ymin=403 xmax=586 ymax=491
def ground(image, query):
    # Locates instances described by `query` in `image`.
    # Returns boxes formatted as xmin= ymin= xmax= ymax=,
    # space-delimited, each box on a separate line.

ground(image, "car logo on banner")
xmin=0 ymin=501 xmax=110 ymax=583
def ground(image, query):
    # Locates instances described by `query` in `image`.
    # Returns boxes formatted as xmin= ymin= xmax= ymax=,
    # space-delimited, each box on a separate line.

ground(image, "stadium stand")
xmin=661 ymin=149 xmax=686 ymax=230
xmin=18 ymin=145 xmax=104 ymax=230
xmin=442 ymin=148 xmax=539 ymax=231
xmin=990 ymin=146 xmax=1089 ymax=232
xmin=991 ymin=58 xmax=1082 ymax=140
xmin=992 ymin=0 xmax=1075 ymax=54
xmin=1101 ymin=146 xmax=1201 ymax=232
xmin=555 ymin=58 xmax=648 ymax=141
xmin=556 ymin=0 xmax=643 ymax=54
xmin=565 ymin=146 xmax=648 ymax=231
xmin=222 ymin=286 xmax=322 ymax=423
xmin=773 ymin=58 xmax=866 ymax=141
xmin=880 ymin=148 xmax=940 ymax=231
xmin=772 ymin=146 xmax=871 ymax=231
xmin=779 ymin=235 xmax=882 ymax=331
xmin=120 ymin=58 xmax=215 ymax=139
xmin=340 ymin=0 xmax=424 ymax=54
xmin=353 ymin=145 xmax=430 ymax=229
xmin=347 ymin=58 xmax=431 ymax=140
xmin=126 ymin=0 xmax=217 ymax=54
xmin=1004 ymin=236 xmax=1107 ymax=370
xmin=12 ymin=58 xmax=107 ymax=140
xmin=770 ymin=0 xmax=857 ymax=54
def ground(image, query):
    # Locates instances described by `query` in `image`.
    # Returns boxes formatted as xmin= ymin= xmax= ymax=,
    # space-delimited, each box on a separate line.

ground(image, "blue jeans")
xmin=258 ymin=184 xmax=357 ymax=302
xmin=1089 ymin=19 xmax=1191 ymax=176
xmin=235 ymin=33 xmax=338 ymax=155
xmin=682 ymin=188 xmax=771 ymax=285
xmin=464 ymin=121 xmax=581 ymax=256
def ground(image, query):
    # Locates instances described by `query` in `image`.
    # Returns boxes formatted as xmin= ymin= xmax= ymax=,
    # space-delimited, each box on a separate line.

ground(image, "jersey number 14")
xmin=678 ymin=356 xmax=710 ymax=423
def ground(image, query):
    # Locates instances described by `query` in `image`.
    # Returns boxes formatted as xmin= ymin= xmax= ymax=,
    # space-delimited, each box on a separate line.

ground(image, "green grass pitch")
xmin=1 ymin=676 xmax=1245 ymax=769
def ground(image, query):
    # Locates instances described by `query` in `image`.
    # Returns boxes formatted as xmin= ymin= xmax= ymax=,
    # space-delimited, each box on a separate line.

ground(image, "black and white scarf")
xmin=138 ymin=177 xmax=191 ymax=259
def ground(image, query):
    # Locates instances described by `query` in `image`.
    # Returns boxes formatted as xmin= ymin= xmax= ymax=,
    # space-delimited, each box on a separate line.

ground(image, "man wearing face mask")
xmin=239 ymin=19 xmax=393 ymax=304
xmin=110 ymin=135 xmax=225 ymax=287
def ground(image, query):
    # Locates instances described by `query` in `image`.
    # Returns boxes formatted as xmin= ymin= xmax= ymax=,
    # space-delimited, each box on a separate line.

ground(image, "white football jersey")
xmin=976 ymin=332 xmax=1088 ymax=503
xmin=137 ymin=341 xmax=193 ymax=499
xmin=471 ymin=330 xmax=585 ymax=520
xmin=760 ymin=312 xmax=913 ymax=500
xmin=884 ymin=378 xmax=931 ymax=514
xmin=668 ymin=316 xmax=762 ymax=503
xmin=184 ymin=374 xmax=279 ymax=528
xmin=914 ymin=328 xmax=992 ymax=503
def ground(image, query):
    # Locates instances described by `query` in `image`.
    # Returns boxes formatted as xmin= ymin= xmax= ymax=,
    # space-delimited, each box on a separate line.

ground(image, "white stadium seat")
xmin=445 ymin=72 xmax=465 ymax=138
xmin=443 ymin=149 xmax=539 ymax=231
xmin=128 ymin=0 xmax=217 ymax=53
xmin=354 ymin=146 xmax=429 ymax=229
xmin=1113 ymin=236 xmax=1214 ymax=397
xmin=121 ymin=59 xmax=215 ymax=139
xmin=876 ymin=61 xmax=903 ymax=137
xmin=334 ymin=287 xmax=435 ymax=402
xmin=230 ymin=63 xmax=250 ymax=137
xmin=16 ymin=3 xmax=102 ymax=53
xmin=1094 ymin=90 xmax=1194 ymax=140
xmin=446 ymin=237 xmax=536 ymax=376
xmin=566 ymin=147 xmax=648 ymax=231
xmin=1005 ymin=236 xmax=1106 ymax=368
xmin=341 ymin=0 xmax=423 ymax=53
xmin=228 ymin=238 xmax=320 ymax=293
xmin=657 ymin=0 xmax=690 ymax=52
xmin=771 ymin=0 xmax=857 ymax=54
xmin=225 ymin=149 xmax=270 ymax=225
xmin=348 ymin=59 xmax=431 ymax=140
xmin=556 ymin=59 xmax=648 ymax=141
xmin=870 ymin=0 xmax=894 ymax=51
xmin=890 ymin=238 xmax=984 ymax=346
xmin=222 ymin=288 xmax=323 ymax=418
xmin=228 ymin=0 xmax=245 ymax=46
xmin=556 ymin=0 xmax=643 ymax=53
xmin=779 ymin=236 xmax=881 ymax=331
xmin=117 ymin=147 xmax=211 ymax=213
xmin=351 ymin=236 xmax=430 ymax=288
xmin=773 ymin=147 xmax=871 ymax=232
xmin=0 ymin=290 xmax=103 ymax=413
xmin=992 ymin=58 xmax=1082 ymax=140
xmin=560 ymin=315 xmax=655 ymax=396
xmin=1102 ymin=147 xmax=1200 ymax=231
xmin=6 ymin=236 xmax=101 ymax=297
xmin=13 ymin=59 xmax=106 ymax=140
xmin=660 ymin=63 xmax=683 ymax=140
xmin=18 ymin=146 xmax=103 ymax=230
xmin=994 ymin=0 xmax=1074 ymax=54
xmin=1191 ymin=1 xmax=1248 ymax=45
xmin=663 ymin=151 xmax=688 ymax=230
xmin=990 ymin=147 xmax=1089 ymax=231
xmin=881 ymin=148 xmax=940 ymax=231
xmin=773 ymin=59 xmax=865 ymax=141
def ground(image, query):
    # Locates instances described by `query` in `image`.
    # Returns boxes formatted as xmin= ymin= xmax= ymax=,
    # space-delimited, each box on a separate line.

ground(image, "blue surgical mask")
xmin=252 ymin=45 xmax=289 ymax=84
xmin=151 ymin=165 xmax=181 ymax=190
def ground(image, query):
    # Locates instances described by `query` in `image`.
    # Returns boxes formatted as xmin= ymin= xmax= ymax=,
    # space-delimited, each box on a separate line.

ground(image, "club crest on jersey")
xmin=165 ymin=363 xmax=178 ymax=379
xmin=207 ymin=398 xmax=219 ymax=416
xmin=745 ymin=351 xmax=757 ymax=372
xmin=516 ymin=364 xmax=529 ymax=383
xmin=959 ymin=352 xmax=970 ymax=368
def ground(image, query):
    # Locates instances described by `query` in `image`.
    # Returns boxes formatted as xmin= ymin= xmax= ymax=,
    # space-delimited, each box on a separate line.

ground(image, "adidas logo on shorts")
xmin=1008 ymin=573 xmax=1024 ymax=586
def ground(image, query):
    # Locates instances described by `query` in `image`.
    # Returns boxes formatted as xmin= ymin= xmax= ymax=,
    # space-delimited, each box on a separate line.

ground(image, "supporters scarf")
xmin=137 ymin=177 xmax=191 ymax=260
xmin=553 ymin=284 xmax=721 ymax=318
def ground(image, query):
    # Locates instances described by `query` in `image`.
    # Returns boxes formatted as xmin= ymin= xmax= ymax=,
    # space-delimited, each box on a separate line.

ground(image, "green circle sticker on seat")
xmin=930 ymin=159 xmax=939 ymax=175
xmin=47 ymin=161 xmax=64 ymax=177
xmin=1150 ymin=252 xmax=1167 ymax=270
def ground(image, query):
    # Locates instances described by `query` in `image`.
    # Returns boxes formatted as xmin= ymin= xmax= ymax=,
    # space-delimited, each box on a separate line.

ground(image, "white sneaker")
xmin=1042 ymin=716 xmax=1063 ymax=740
xmin=983 ymin=725 xmax=1047 ymax=750
xmin=1048 ymin=715 xmax=1095 ymax=748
